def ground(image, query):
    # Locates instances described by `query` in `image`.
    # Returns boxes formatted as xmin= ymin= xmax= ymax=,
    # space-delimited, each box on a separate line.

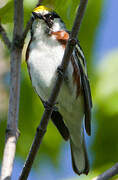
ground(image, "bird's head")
xmin=31 ymin=5 xmax=66 ymax=35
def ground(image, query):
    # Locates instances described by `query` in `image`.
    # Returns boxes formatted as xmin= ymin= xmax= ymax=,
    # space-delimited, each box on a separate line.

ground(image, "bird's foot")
xmin=57 ymin=65 xmax=64 ymax=78
xmin=43 ymin=101 xmax=58 ymax=111
xmin=57 ymin=65 xmax=68 ymax=82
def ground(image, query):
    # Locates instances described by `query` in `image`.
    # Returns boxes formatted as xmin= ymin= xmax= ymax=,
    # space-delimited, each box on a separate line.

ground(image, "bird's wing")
xmin=51 ymin=110 xmax=70 ymax=141
xmin=73 ymin=43 xmax=92 ymax=136
xmin=51 ymin=30 xmax=92 ymax=136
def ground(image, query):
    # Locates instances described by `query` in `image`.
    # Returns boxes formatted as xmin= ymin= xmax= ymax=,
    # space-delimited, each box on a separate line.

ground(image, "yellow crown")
xmin=33 ymin=5 xmax=52 ymax=13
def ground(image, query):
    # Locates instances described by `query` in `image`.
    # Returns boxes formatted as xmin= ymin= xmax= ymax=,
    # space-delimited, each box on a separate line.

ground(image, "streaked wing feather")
xmin=74 ymin=44 xmax=92 ymax=136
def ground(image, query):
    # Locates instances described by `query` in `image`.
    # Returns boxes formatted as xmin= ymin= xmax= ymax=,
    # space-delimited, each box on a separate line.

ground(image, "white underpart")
xmin=28 ymin=18 xmax=86 ymax=172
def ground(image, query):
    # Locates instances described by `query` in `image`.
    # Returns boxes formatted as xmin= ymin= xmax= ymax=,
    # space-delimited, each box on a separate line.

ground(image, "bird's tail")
xmin=70 ymin=134 xmax=89 ymax=175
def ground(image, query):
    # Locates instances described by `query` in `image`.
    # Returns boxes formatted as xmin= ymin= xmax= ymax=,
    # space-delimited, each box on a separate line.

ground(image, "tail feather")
xmin=70 ymin=136 xmax=89 ymax=175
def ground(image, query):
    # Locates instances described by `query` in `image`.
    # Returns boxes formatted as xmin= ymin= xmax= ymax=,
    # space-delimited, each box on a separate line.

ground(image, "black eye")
xmin=43 ymin=14 xmax=53 ymax=28
xmin=49 ymin=14 xmax=54 ymax=20
xmin=44 ymin=14 xmax=54 ymax=20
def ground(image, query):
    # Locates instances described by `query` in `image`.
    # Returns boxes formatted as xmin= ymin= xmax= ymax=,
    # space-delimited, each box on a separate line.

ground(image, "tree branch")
xmin=36 ymin=0 xmax=43 ymax=7
xmin=0 ymin=0 xmax=24 ymax=179
xmin=93 ymin=163 xmax=118 ymax=180
xmin=20 ymin=0 xmax=42 ymax=48
xmin=21 ymin=17 xmax=33 ymax=46
xmin=0 ymin=24 xmax=11 ymax=50
xmin=19 ymin=0 xmax=88 ymax=179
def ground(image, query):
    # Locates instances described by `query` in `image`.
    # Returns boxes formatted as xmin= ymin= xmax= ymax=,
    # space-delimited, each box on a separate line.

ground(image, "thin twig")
xmin=0 ymin=0 xmax=24 ymax=179
xmin=36 ymin=0 xmax=43 ymax=6
xmin=93 ymin=163 xmax=118 ymax=180
xmin=19 ymin=0 xmax=88 ymax=179
xmin=0 ymin=24 xmax=11 ymax=49
xmin=21 ymin=0 xmax=43 ymax=45
xmin=71 ymin=0 xmax=88 ymax=38
xmin=21 ymin=17 xmax=33 ymax=45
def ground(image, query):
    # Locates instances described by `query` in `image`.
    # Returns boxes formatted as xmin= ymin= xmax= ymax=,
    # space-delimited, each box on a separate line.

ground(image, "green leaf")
xmin=0 ymin=0 xmax=13 ymax=24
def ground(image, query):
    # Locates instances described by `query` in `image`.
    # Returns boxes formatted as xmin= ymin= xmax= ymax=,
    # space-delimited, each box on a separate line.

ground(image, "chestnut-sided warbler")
xmin=26 ymin=5 xmax=92 ymax=175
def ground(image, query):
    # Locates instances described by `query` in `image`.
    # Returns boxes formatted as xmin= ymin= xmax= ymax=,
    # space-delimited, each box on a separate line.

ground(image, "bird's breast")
xmin=27 ymin=37 xmax=65 ymax=100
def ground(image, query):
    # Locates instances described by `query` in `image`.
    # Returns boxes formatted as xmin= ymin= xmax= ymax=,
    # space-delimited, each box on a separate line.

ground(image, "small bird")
xmin=26 ymin=5 xmax=92 ymax=175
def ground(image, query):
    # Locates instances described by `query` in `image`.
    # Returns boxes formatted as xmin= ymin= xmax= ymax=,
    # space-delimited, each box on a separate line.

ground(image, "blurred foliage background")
xmin=0 ymin=0 xmax=118 ymax=179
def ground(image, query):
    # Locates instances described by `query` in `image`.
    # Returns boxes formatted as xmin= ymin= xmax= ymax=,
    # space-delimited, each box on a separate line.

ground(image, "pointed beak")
xmin=32 ymin=12 xmax=44 ymax=20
